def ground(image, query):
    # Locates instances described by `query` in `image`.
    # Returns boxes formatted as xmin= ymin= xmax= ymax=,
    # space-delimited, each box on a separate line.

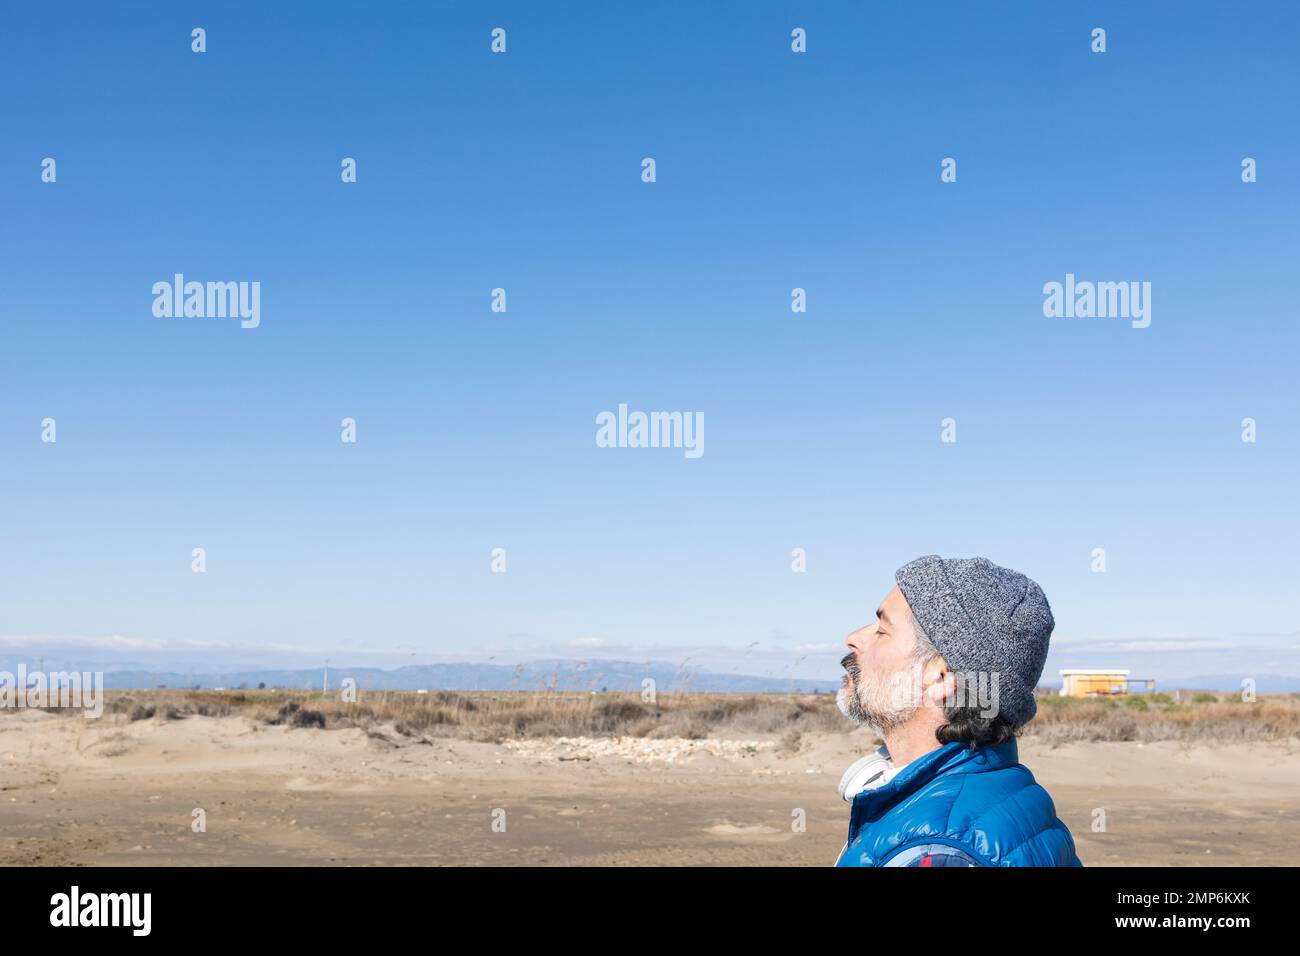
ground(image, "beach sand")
xmin=2 ymin=709 xmax=1296 ymax=866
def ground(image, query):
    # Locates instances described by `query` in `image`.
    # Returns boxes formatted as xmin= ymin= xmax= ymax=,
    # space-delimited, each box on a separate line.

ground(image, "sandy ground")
xmin=2 ymin=710 xmax=1297 ymax=866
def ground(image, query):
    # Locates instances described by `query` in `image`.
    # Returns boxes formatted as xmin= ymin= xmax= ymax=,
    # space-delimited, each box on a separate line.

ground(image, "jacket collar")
xmin=849 ymin=739 xmax=1020 ymax=826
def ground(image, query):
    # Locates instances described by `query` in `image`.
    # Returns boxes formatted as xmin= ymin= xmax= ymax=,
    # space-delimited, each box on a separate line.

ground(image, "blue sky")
xmin=2 ymin=2 xmax=1298 ymax=683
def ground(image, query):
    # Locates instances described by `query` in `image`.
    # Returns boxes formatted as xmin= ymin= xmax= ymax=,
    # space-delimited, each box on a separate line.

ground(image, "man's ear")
xmin=924 ymin=661 xmax=956 ymax=706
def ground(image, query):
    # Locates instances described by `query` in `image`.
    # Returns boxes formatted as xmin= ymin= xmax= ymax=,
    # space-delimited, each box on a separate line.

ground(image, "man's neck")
xmin=882 ymin=723 xmax=944 ymax=770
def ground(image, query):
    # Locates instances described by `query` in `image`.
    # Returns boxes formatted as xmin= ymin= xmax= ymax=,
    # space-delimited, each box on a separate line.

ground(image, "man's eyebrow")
xmin=876 ymin=607 xmax=889 ymax=624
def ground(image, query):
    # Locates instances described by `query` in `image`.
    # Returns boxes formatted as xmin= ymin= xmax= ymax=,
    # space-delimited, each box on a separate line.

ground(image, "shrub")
xmin=268 ymin=701 xmax=326 ymax=729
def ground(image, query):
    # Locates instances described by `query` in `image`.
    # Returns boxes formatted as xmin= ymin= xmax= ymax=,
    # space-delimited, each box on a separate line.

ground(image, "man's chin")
xmin=835 ymin=687 xmax=852 ymax=718
xmin=836 ymin=688 xmax=872 ymax=729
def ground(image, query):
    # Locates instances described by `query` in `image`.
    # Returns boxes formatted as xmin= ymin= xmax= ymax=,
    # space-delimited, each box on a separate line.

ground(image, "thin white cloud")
xmin=0 ymin=633 xmax=165 ymax=651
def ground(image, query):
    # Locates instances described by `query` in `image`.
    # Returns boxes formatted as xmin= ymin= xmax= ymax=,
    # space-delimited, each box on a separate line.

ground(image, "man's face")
xmin=837 ymin=585 xmax=929 ymax=734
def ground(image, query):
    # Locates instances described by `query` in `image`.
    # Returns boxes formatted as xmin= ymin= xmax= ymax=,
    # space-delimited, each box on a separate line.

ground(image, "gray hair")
xmin=908 ymin=609 xmax=941 ymax=666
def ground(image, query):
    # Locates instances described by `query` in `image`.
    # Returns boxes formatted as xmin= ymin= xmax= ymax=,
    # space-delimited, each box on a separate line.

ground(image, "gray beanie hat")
xmin=894 ymin=555 xmax=1054 ymax=727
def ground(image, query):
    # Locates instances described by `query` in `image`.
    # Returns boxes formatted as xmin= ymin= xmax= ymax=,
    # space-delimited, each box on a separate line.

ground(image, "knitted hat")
xmin=894 ymin=555 xmax=1054 ymax=727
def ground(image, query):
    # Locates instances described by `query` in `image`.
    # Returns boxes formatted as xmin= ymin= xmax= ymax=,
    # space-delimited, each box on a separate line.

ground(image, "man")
xmin=835 ymin=555 xmax=1081 ymax=867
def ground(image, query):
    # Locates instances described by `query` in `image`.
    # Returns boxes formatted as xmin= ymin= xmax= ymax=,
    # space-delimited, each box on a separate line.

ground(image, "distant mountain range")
xmin=76 ymin=659 xmax=843 ymax=694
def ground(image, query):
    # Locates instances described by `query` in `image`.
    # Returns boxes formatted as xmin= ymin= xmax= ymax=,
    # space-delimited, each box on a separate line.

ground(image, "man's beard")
xmin=836 ymin=652 xmax=925 ymax=735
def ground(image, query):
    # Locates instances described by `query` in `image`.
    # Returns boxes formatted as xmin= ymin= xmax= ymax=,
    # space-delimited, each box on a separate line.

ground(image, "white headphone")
xmin=837 ymin=745 xmax=898 ymax=801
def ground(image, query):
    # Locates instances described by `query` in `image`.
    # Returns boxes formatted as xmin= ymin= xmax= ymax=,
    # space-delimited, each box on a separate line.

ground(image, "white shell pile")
xmin=502 ymin=736 xmax=773 ymax=764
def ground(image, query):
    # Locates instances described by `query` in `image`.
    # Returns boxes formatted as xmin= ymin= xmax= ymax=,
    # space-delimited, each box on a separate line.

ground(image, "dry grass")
xmin=85 ymin=688 xmax=849 ymax=742
xmin=11 ymin=688 xmax=1300 ymax=744
xmin=1024 ymin=691 xmax=1300 ymax=744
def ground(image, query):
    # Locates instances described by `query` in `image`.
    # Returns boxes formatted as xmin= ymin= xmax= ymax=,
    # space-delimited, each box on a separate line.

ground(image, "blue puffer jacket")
xmin=835 ymin=739 xmax=1081 ymax=867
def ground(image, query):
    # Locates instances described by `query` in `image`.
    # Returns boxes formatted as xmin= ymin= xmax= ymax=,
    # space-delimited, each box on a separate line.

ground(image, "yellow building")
xmin=1057 ymin=669 xmax=1153 ymax=697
